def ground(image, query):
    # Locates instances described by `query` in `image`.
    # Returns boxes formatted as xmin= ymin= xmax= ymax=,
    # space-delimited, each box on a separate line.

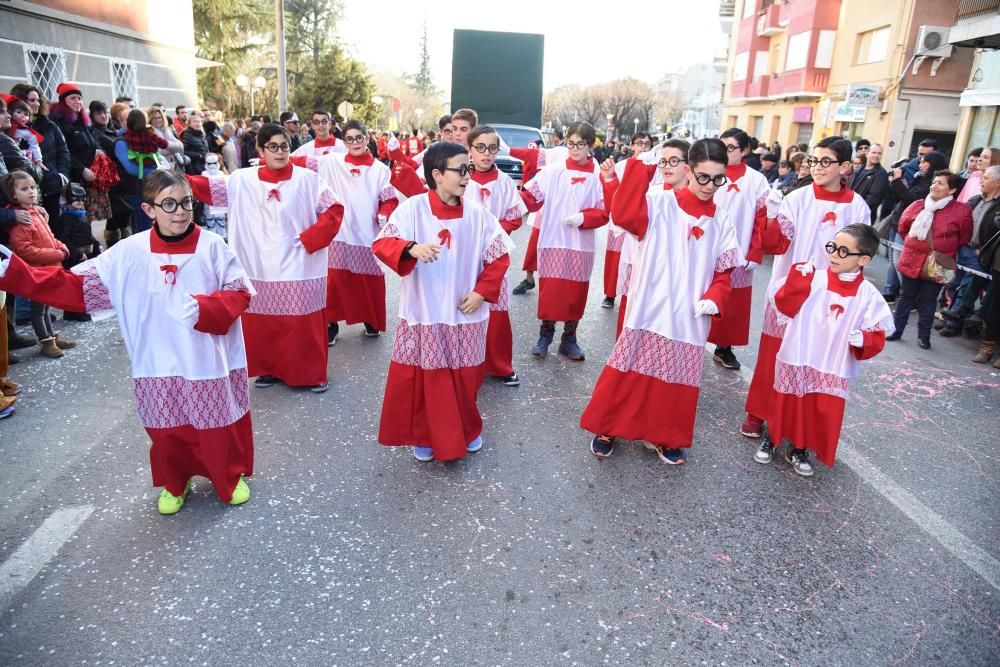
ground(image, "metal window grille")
xmin=110 ymin=60 xmax=139 ymax=104
xmin=22 ymin=45 xmax=66 ymax=100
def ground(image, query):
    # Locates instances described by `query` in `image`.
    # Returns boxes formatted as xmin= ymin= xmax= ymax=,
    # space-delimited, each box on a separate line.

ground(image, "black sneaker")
xmin=499 ymin=371 xmax=520 ymax=386
xmin=601 ymin=296 xmax=615 ymax=308
xmin=590 ymin=434 xmax=615 ymax=457
xmin=785 ymin=447 xmax=814 ymax=477
xmin=753 ymin=438 xmax=775 ymax=464
xmin=713 ymin=346 xmax=740 ymax=370
xmin=512 ymin=278 xmax=535 ymax=295
xmin=309 ymin=381 xmax=329 ymax=393
xmin=254 ymin=375 xmax=278 ymax=388
xmin=363 ymin=323 xmax=380 ymax=337
xmin=918 ymin=337 xmax=931 ymax=350
xmin=327 ymin=323 xmax=340 ymax=347
xmin=882 ymin=293 xmax=897 ymax=303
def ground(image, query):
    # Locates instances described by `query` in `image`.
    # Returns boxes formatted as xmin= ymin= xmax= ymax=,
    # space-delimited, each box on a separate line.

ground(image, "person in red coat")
xmin=888 ymin=170 xmax=972 ymax=349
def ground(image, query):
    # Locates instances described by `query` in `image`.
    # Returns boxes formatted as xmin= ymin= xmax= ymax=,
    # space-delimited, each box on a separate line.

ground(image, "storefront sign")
xmin=833 ymin=103 xmax=867 ymax=123
xmin=846 ymin=84 xmax=881 ymax=108
xmin=792 ymin=106 xmax=813 ymax=123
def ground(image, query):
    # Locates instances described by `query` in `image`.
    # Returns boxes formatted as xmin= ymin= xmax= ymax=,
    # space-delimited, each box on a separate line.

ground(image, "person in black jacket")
xmin=180 ymin=112 xmax=208 ymax=175
xmin=850 ymin=142 xmax=890 ymax=224
xmin=10 ymin=84 xmax=70 ymax=225
xmin=881 ymin=151 xmax=951 ymax=301
xmin=49 ymin=83 xmax=97 ymax=188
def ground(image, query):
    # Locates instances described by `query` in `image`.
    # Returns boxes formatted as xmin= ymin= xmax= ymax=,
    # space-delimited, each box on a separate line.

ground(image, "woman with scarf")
xmin=887 ymin=171 xmax=972 ymax=349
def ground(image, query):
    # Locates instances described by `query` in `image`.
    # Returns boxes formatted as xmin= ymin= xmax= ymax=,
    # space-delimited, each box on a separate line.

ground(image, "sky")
xmin=335 ymin=0 xmax=726 ymax=96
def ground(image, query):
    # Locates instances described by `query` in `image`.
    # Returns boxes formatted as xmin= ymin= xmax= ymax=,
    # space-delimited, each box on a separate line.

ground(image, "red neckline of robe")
xmin=258 ymin=163 xmax=294 ymax=183
xmin=428 ymin=189 xmax=464 ymax=220
xmin=725 ymin=162 xmax=748 ymax=181
xmin=470 ymin=166 xmax=499 ymax=184
xmin=812 ymin=181 xmax=854 ymax=203
xmin=314 ymin=136 xmax=338 ymax=148
xmin=345 ymin=151 xmax=374 ymax=167
xmin=677 ymin=186 xmax=717 ymax=218
xmin=826 ymin=267 xmax=865 ymax=297
xmin=150 ymin=222 xmax=201 ymax=254
xmin=565 ymin=157 xmax=594 ymax=172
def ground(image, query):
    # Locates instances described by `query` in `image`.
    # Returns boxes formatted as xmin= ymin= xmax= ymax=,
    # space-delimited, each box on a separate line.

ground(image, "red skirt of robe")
xmin=708 ymin=285 xmax=752 ymax=347
xmin=767 ymin=391 xmax=845 ymax=467
xmin=326 ymin=267 xmax=387 ymax=332
xmin=378 ymin=361 xmax=486 ymax=461
xmin=744 ymin=331 xmax=781 ymax=421
xmin=243 ymin=311 xmax=328 ymax=386
xmin=522 ymin=226 xmax=540 ymax=272
xmin=148 ymin=412 xmax=254 ymax=502
xmin=603 ymin=249 xmax=621 ymax=299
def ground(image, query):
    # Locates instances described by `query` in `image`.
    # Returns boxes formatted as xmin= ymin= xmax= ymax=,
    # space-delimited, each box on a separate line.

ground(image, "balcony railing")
xmin=757 ymin=3 xmax=783 ymax=36
xmin=957 ymin=0 xmax=1000 ymax=20
xmin=719 ymin=0 xmax=736 ymax=18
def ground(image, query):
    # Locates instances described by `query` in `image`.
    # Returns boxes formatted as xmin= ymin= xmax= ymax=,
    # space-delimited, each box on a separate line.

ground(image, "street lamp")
xmin=371 ymin=95 xmax=384 ymax=131
xmin=606 ymin=112 xmax=614 ymax=140
xmin=414 ymin=107 xmax=424 ymax=131
xmin=236 ymin=75 xmax=266 ymax=116
xmin=633 ymin=118 xmax=640 ymax=135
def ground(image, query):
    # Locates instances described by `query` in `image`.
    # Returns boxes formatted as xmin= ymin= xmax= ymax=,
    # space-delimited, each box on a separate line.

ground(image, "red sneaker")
xmin=740 ymin=414 xmax=764 ymax=439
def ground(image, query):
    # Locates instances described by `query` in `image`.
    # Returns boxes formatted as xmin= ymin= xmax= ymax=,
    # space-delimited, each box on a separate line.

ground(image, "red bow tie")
xmin=267 ymin=188 xmax=281 ymax=202
xmin=570 ymin=176 xmax=587 ymax=185
xmin=829 ymin=304 xmax=845 ymax=319
xmin=479 ymin=188 xmax=491 ymax=201
xmin=438 ymin=228 xmax=452 ymax=249
xmin=689 ymin=225 xmax=705 ymax=241
xmin=822 ymin=211 xmax=837 ymax=225
xmin=160 ymin=264 xmax=178 ymax=285
xmin=350 ymin=168 xmax=361 ymax=177
xmin=727 ymin=183 xmax=740 ymax=193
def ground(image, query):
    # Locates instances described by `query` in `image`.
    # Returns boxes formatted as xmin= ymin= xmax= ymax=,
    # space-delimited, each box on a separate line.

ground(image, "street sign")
xmin=337 ymin=101 xmax=354 ymax=120
xmin=846 ymin=84 xmax=881 ymax=108
xmin=833 ymin=102 xmax=867 ymax=123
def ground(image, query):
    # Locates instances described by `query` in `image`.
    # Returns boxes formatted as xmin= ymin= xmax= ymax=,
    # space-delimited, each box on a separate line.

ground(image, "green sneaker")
xmin=157 ymin=480 xmax=192 ymax=515
xmin=229 ymin=476 xmax=251 ymax=505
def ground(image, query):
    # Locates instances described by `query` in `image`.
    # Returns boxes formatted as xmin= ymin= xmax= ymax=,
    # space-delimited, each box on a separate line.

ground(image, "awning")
xmin=960 ymin=87 xmax=1000 ymax=107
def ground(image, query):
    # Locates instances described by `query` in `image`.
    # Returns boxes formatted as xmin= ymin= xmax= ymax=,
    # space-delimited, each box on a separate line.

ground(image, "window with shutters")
xmin=110 ymin=60 xmax=139 ymax=104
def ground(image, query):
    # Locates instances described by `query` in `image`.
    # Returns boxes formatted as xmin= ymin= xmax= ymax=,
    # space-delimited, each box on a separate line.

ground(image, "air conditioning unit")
xmin=915 ymin=25 xmax=954 ymax=58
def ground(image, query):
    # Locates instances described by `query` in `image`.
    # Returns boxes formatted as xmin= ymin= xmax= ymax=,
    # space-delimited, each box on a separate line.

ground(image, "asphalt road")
xmin=1 ymin=232 xmax=998 ymax=666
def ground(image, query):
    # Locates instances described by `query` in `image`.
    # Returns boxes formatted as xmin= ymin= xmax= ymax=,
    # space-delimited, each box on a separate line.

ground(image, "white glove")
xmin=694 ymin=299 xmax=719 ymax=317
xmin=386 ymin=133 xmax=400 ymax=152
xmin=376 ymin=214 xmax=387 ymax=227
xmin=168 ymin=294 xmax=200 ymax=327
xmin=745 ymin=260 xmax=759 ymax=272
xmin=498 ymin=134 xmax=510 ymax=156
xmin=563 ymin=212 xmax=584 ymax=227
xmin=794 ymin=261 xmax=815 ymax=277
xmin=639 ymin=143 xmax=663 ymax=166
xmin=0 ymin=243 xmax=11 ymax=278
xmin=848 ymin=329 xmax=864 ymax=348
xmin=294 ymin=237 xmax=304 ymax=249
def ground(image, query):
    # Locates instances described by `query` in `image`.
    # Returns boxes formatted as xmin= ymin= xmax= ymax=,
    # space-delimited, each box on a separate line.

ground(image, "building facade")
xmin=0 ymin=0 xmax=198 ymax=108
xmin=720 ymin=0 xmax=976 ymax=164
xmin=950 ymin=1 xmax=1000 ymax=168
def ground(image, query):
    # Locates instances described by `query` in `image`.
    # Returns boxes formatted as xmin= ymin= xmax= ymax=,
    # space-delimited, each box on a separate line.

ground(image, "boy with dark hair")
xmin=755 ymin=223 xmax=892 ymax=476
xmin=291 ymin=109 xmax=345 ymax=158
xmin=708 ymin=127 xmax=769 ymax=371
xmin=581 ymin=139 xmax=741 ymax=464
xmin=520 ymin=121 xmax=613 ymax=361
xmin=742 ymin=136 xmax=872 ymax=441
xmin=186 ymin=123 xmax=344 ymax=393
xmin=372 ymin=141 xmax=513 ymax=462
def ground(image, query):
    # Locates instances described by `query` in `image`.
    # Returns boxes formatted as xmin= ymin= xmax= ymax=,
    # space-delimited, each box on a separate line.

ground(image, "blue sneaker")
xmin=0 ymin=405 xmax=15 ymax=420
xmin=558 ymin=334 xmax=585 ymax=361
xmin=466 ymin=436 xmax=483 ymax=453
xmin=644 ymin=442 xmax=685 ymax=465
xmin=531 ymin=333 xmax=554 ymax=358
xmin=413 ymin=446 xmax=434 ymax=462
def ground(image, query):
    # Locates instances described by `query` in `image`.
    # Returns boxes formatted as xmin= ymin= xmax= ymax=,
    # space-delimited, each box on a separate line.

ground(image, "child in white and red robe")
xmin=509 ymin=142 xmax=569 ymax=295
xmin=372 ymin=142 xmax=513 ymax=462
xmin=755 ymin=224 xmax=892 ymax=477
xmin=187 ymin=124 xmax=344 ymax=392
xmin=741 ymin=137 xmax=871 ymax=439
xmin=581 ymin=139 xmax=742 ymax=464
xmin=465 ymin=125 xmax=528 ymax=386
xmin=613 ymin=139 xmax=688 ymax=338
xmin=520 ymin=122 xmax=614 ymax=361
xmin=303 ymin=120 xmax=398 ymax=342
xmin=602 ymin=133 xmax=654 ymax=308
xmin=707 ymin=128 xmax=770 ymax=371
xmin=0 ymin=170 xmax=256 ymax=515
xmin=291 ymin=110 xmax=346 ymax=159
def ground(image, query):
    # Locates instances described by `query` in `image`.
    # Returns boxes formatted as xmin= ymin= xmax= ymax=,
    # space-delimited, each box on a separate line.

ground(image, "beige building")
xmin=720 ymin=0 xmax=975 ymax=163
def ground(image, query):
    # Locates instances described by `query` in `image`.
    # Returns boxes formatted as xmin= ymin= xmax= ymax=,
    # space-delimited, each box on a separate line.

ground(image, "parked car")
xmin=490 ymin=123 xmax=544 ymax=188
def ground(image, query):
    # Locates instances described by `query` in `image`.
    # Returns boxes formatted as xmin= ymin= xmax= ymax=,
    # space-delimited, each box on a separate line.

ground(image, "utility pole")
xmin=275 ymin=0 xmax=288 ymax=112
